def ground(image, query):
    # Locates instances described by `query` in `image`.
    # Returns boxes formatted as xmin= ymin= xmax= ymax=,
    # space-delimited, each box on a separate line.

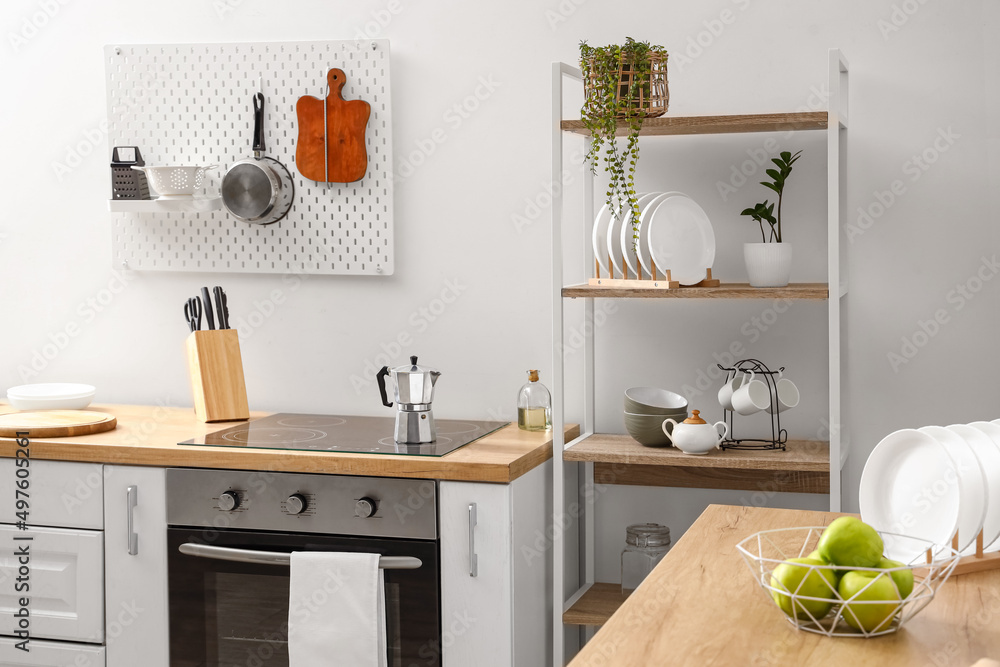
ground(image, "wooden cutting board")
xmin=295 ymin=68 xmax=371 ymax=183
xmin=0 ymin=410 xmax=117 ymax=438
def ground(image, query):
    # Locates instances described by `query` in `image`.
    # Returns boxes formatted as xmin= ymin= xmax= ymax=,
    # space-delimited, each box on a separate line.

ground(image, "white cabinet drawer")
xmin=0 ymin=460 xmax=104 ymax=530
xmin=0 ymin=637 xmax=105 ymax=666
xmin=0 ymin=525 xmax=104 ymax=643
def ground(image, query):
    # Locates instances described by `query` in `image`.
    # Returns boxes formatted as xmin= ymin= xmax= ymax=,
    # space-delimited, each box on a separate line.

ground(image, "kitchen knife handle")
xmin=253 ymin=92 xmax=266 ymax=154
xmin=126 ymin=485 xmax=138 ymax=556
xmin=468 ymin=502 xmax=478 ymax=577
xmin=213 ymin=287 xmax=227 ymax=330
xmin=201 ymin=287 xmax=216 ymax=330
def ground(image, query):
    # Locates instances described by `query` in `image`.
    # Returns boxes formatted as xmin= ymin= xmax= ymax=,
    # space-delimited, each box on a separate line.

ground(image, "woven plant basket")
xmin=584 ymin=52 xmax=669 ymax=119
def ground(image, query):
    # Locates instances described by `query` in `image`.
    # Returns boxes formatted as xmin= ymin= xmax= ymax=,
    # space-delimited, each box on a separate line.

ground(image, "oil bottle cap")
xmin=528 ymin=370 xmax=539 ymax=382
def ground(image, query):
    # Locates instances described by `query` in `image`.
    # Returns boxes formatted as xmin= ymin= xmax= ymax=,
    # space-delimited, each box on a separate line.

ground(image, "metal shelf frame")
xmin=550 ymin=50 xmax=849 ymax=666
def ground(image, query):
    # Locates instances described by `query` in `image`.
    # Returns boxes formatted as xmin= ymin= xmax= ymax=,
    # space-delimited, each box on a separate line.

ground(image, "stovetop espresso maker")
xmin=377 ymin=356 xmax=441 ymax=444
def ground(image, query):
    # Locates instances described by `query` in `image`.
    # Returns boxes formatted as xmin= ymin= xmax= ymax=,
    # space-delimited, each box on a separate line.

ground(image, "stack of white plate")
xmin=592 ymin=192 xmax=715 ymax=285
xmin=6 ymin=383 xmax=96 ymax=411
xmin=859 ymin=420 xmax=1000 ymax=561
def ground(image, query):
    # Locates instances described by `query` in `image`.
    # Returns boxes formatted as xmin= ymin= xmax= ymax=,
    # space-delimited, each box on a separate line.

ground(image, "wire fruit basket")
xmin=736 ymin=526 xmax=960 ymax=637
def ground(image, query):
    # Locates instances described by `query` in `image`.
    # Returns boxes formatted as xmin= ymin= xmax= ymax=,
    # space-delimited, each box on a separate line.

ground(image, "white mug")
xmin=768 ymin=377 xmax=800 ymax=414
xmin=731 ymin=371 xmax=771 ymax=415
xmin=717 ymin=371 xmax=744 ymax=412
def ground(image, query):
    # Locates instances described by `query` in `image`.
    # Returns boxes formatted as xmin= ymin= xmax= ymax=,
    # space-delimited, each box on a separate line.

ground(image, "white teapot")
xmin=661 ymin=410 xmax=728 ymax=455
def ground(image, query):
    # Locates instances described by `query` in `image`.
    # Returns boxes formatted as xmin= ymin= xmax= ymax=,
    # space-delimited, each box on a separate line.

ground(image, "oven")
xmin=166 ymin=468 xmax=440 ymax=667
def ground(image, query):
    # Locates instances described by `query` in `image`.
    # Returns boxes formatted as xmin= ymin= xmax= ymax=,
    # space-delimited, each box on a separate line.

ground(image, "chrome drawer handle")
xmin=126 ymin=485 xmax=138 ymax=556
xmin=469 ymin=502 xmax=478 ymax=578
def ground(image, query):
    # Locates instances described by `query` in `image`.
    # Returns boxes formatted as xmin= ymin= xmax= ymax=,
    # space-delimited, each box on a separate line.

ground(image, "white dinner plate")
xmin=7 ymin=383 xmax=96 ymax=411
xmin=619 ymin=192 xmax=662 ymax=278
xmin=635 ymin=191 xmax=686 ymax=279
xmin=608 ymin=193 xmax=649 ymax=278
xmin=859 ymin=428 xmax=960 ymax=562
xmin=645 ymin=194 xmax=716 ymax=285
xmin=964 ymin=422 xmax=1000 ymax=551
xmin=592 ymin=202 xmax=614 ymax=277
xmin=920 ymin=426 xmax=988 ymax=554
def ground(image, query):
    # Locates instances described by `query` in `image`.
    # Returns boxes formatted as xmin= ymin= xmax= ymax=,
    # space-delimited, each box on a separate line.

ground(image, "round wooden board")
xmin=0 ymin=410 xmax=117 ymax=438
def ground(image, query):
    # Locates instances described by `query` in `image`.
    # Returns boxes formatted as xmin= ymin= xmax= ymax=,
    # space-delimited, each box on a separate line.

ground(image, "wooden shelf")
xmin=560 ymin=111 xmax=828 ymax=137
xmin=565 ymin=435 xmax=830 ymax=494
xmin=563 ymin=282 xmax=828 ymax=300
xmin=563 ymin=583 xmax=629 ymax=626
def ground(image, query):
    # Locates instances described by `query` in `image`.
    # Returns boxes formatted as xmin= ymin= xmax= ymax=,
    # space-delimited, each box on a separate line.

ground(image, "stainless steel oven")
xmin=166 ymin=469 xmax=440 ymax=667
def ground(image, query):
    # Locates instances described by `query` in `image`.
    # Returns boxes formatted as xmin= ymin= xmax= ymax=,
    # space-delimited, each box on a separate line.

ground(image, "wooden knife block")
xmin=186 ymin=330 xmax=249 ymax=423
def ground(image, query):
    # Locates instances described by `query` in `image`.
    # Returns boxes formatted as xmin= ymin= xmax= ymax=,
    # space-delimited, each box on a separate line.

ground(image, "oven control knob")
xmin=218 ymin=491 xmax=240 ymax=512
xmin=285 ymin=494 xmax=307 ymax=515
xmin=355 ymin=497 xmax=377 ymax=518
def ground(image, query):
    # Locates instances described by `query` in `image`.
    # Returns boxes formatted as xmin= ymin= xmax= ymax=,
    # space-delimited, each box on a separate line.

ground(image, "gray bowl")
xmin=624 ymin=387 xmax=689 ymax=415
xmin=624 ymin=410 xmax=687 ymax=447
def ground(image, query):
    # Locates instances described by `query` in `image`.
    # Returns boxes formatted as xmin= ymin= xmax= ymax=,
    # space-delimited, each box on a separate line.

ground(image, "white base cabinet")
xmin=439 ymin=461 xmax=552 ymax=667
xmin=102 ymin=466 xmax=168 ymax=667
xmin=0 ymin=525 xmax=104 ymax=644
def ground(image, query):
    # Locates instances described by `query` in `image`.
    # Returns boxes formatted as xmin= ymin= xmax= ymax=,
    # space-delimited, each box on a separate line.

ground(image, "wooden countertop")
xmin=569 ymin=504 xmax=1000 ymax=667
xmin=0 ymin=404 xmax=577 ymax=483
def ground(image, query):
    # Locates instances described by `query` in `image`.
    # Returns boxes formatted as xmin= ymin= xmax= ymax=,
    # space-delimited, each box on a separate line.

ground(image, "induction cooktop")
xmin=179 ymin=413 xmax=509 ymax=457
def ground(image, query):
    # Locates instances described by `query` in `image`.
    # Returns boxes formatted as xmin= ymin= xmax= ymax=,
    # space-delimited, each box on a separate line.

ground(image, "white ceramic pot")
xmin=744 ymin=242 xmax=793 ymax=287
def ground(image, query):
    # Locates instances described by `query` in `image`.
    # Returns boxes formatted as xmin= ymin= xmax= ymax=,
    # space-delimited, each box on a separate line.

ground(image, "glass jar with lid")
xmin=621 ymin=523 xmax=671 ymax=594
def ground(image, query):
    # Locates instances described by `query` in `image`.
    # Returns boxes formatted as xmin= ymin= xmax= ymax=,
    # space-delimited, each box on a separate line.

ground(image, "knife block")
xmin=186 ymin=330 xmax=249 ymax=423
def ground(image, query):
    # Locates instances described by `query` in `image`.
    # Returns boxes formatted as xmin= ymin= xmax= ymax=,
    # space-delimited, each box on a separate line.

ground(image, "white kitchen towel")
xmin=288 ymin=552 xmax=387 ymax=667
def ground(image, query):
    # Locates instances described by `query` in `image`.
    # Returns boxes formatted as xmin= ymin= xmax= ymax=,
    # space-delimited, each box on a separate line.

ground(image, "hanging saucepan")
xmin=221 ymin=92 xmax=294 ymax=225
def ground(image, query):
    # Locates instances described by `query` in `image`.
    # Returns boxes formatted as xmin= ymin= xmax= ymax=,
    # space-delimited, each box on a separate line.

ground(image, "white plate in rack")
xmin=636 ymin=191 xmax=686 ymax=279
xmin=608 ymin=193 xmax=649 ymax=279
xmin=645 ymin=194 xmax=715 ymax=285
xmin=619 ymin=192 xmax=662 ymax=278
xmin=591 ymin=202 xmax=615 ymax=277
xmin=859 ymin=428 xmax=960 ymax=562
xmin=919 ymin=425 xmax=988 ymax=555
xmin=963 ymin=422 xmax=1000 ymax=551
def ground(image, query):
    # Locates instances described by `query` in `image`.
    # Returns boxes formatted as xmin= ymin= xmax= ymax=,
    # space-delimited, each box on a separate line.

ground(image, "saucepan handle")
xmin=252 ymin=92 xmax=266 ymax=154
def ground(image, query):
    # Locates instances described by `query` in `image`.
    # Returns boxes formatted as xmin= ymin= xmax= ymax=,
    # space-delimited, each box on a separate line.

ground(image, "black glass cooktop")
xmin=179 ymin=413 xmax=509 ymax=457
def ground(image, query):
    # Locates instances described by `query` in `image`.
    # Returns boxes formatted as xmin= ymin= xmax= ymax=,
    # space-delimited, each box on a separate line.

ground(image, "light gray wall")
xmin=1 ymin=0 xmax=997 ymax=577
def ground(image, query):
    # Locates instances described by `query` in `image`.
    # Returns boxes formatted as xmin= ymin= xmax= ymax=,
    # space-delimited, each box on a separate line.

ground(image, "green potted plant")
xmin=740 ymin=150 xmax=801 ymax=287
xmin=580 ymin=38 xmax=668 ymax=254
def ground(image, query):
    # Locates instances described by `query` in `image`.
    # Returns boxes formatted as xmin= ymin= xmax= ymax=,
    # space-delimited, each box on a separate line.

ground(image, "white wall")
xmin=1 ymin=0 xmax=998 ymax=575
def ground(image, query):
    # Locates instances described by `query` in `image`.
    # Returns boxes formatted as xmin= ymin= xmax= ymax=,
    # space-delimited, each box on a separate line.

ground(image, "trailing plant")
xmin=740 ymin=150 xmax=801 ymax=243
xmin=580 ymin=38 xmax=668 ymax=253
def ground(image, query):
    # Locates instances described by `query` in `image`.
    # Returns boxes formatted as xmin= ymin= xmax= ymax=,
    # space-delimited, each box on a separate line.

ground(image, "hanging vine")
xmin=580 ymin=38 xmax=668 ymax=254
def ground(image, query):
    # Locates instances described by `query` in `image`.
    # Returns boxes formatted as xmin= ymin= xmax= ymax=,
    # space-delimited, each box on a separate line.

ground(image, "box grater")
xmin=111 ymin=146 xmax=151 ymax=200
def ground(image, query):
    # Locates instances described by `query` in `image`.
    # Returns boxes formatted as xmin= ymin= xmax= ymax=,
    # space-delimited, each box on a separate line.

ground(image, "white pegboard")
xmin=105 ymin=40 xmax=394 ymax=275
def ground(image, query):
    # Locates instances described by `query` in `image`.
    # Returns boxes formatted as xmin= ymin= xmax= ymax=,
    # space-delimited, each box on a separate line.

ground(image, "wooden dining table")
xmin=568 ymin=504 xmax=1000 ymax=666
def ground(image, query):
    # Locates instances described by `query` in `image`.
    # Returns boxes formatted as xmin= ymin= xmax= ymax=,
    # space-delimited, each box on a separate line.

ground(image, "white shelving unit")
xmin=550 ymin=50 xmax=849 ymax=665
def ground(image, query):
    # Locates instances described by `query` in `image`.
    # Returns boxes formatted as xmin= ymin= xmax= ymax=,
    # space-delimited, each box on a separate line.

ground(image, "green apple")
xmin=838 ymin=570 xmax=901 ymax=633
xmin=770 ymin=557 xmax=838 ymax=620
xmin=817 ymin=517 xmax=884 ymax=568
xmin=878 ymin=557 xmax=914 ymax=599
xmin=806 ymin=549 xmax=826 ymax=563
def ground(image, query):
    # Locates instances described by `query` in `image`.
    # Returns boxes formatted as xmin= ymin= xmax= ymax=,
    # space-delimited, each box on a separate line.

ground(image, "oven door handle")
xmin=177 ymin=542 xmax=422 ymax=569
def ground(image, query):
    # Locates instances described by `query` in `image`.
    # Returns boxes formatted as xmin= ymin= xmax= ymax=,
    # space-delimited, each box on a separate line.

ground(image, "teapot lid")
xmin=683 ymin=410 xmax=707 ymax=425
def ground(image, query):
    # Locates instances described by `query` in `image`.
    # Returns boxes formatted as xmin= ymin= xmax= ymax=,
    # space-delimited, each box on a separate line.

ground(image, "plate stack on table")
xmin=6 ymin=383 xmax=96 ymax=411
xmin=860 ymin=420 xmax=1000 ymax=562
xmin=624 ymin=386 xmax=688 ymax=447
